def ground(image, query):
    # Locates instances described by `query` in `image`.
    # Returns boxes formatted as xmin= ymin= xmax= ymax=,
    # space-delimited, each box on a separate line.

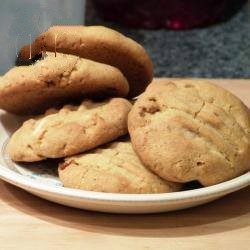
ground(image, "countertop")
xmin=86 ymin=1 xmax=250 ymax=78
xmin=0 ymin=181 xmax=249 ymax=250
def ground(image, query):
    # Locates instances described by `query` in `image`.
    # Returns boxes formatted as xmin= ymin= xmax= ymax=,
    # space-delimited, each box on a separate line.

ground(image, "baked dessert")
xmin=59 ymin=140 xmax=181 ymax=193
xmin=8 ymin=98 xmax=132 ymax=162
xmin=128 ymin=79 xmax=250 ymax=186
xmin=0 ymin=52 xmax=129 ymax=115
xmin=19 ymin=25 xmax=153 ymax=97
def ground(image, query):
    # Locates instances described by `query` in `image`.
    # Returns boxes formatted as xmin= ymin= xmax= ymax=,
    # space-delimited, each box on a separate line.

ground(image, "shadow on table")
xmin=1 ymin=181 xmax=249 ymax=238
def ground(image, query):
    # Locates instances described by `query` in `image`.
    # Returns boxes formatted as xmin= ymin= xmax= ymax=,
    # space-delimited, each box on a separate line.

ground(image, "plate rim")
xmin=0 ymin=162 xmax=249 ymax=203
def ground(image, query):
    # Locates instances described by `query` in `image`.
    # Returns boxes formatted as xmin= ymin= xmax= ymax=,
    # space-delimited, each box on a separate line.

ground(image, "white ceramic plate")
xmin=0 ymin=111 xmax=249 ymax=214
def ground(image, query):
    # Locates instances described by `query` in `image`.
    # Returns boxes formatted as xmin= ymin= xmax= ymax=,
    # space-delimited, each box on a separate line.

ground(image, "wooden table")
xmin=0 ymin=79 xmax=249 ymax=250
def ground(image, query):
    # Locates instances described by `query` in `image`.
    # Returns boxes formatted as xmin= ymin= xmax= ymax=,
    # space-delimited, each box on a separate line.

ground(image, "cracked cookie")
xmin=58 ymin=140 xmax=181 ymax=194
xmin=19 ymin=25 xmax=153 ymax=97
xmin=7 ymin=98 xmax=132 ymax=162
xmin=0 ymin=52 xmax=129 ymax=115
xmin=128 ymin=79 xmax=250 ymax=186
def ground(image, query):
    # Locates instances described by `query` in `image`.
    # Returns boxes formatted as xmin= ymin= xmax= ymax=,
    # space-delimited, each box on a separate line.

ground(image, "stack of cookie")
xmin=0 ymin=25 xmax=179 ymax=194
xmin=1 ymin=26 xmax=249 ymax=194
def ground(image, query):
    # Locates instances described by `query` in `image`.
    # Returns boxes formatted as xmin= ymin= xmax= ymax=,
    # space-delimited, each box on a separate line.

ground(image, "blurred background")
xmin=86 ymin=0 xmax=250 ymax=78
xmin=0 ymin=0 xmax=249 ymax=78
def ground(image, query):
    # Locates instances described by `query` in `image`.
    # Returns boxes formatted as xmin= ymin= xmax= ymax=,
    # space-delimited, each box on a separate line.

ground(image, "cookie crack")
xmin=27 ymin=144 xmax=46 ymax=160
xmin=159 ymin=106 xmax=235 ymax=167
xmin=37 ymin=128 xmax=48 ymax=141
xmin=92 ymin=155 xmax=163 ymax=193
xmin=158 ymin=98 xmax=245 ymax=157
xmin=194 ymin=100 xmax=205 ymax=119
xmin=196 ymin=125 xmax=232 ymax=166
xmin=227 ymin=103 xmax=248 ymax=136
xmin=191 ymin=84 xmax=247 ymax=137
xmin=67 ymin=58 xmax=79 ymax=83
xmin=54 ymin=57 xmax=79 ymax=88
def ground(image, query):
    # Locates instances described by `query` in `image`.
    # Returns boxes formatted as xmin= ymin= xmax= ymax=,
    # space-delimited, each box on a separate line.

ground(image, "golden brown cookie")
xmin=8 ymin=98 xmax=132 ymax=162
xmin=58 ymin=141 xmax=181 ymax=194
xmin=128 ymin=79 xmax=250 ymax=186
xmin=19 ymin=25 xmax=153 ymax=97
xmin=0 ymin=52 xmax=129 ymax=115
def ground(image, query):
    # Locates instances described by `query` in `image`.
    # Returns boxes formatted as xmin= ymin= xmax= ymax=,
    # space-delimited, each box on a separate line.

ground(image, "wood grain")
xmin=0 ymin=79 xmax=249 ymax=250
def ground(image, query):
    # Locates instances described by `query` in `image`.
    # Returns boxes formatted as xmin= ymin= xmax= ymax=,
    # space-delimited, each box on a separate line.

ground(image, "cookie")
xmin=128 ymin=79 xmax=250 ymax=186
xmin=7 ymin=98 xmax=132 ymax=162
xmin=19 ymin=25 xmax=153 ymax=97
xmin=0 ymin=52 xmax=129 ymax=115
xmin=58 ymin=141 xmax=181 ymax=194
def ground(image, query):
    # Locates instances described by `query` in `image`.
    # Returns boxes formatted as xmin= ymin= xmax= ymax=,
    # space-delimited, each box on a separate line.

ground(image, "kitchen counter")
xmin=86 ymin=1 xmax=250 ymax=78
xmin=0 ymin=180 xmax=249 ymax=250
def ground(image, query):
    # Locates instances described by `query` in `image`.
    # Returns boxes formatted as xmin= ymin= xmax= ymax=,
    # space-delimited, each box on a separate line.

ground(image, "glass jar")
xmin=93 ymin=0 xmax=241 ymax=30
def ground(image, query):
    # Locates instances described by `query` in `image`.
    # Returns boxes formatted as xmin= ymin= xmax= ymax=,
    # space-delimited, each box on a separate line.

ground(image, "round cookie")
xmin=0 ymin=52 xmax=129 ymax=115
xmin=58 ymin=141 xmax=181 ymax=194
xmin=128 ymin=79 xmax=250 ymax=186
xmin=8 ymin=98 xmax=132 ymax=162
xmin=19 ymin=25 xmax=153 ymax=97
